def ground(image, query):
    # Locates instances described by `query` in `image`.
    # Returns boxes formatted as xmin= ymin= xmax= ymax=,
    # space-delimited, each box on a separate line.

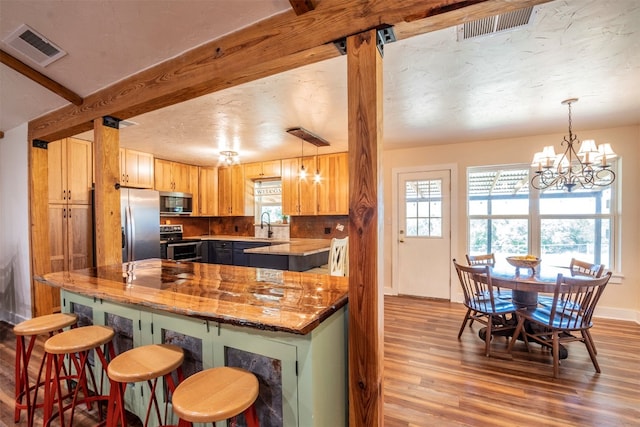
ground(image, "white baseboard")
xmin=594 ymin=306 xmax=640 ymax=324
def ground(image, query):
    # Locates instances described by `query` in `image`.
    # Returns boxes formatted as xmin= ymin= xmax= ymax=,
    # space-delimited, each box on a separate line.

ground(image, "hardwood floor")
xmin=1 ymin=296 xmax=639 ymax=426
xmin=383 ymin=296 xmax=640 ymax=427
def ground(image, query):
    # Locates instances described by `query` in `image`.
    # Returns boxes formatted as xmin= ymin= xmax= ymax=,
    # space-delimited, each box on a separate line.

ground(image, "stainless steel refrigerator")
xmin=121 ymin=189 xmax=160 ymax=262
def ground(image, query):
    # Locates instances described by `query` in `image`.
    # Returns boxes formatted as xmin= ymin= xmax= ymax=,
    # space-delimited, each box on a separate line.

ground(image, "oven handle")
xmin=168 ymin=242 xmax=202 ymax=248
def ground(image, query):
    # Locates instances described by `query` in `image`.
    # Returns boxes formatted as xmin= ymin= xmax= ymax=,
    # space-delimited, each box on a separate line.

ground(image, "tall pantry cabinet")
xmin=48 ymin=138 xmax=94 ymax=276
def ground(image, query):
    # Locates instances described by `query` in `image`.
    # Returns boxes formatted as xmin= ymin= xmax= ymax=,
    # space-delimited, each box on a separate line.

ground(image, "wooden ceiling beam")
xmin=1 ymin=49 xmax=83 ymax=106
xmin=29 ymin=0 xmax=551 ymax=142
xmin=289 ymin=0 xmax=317 ymax=15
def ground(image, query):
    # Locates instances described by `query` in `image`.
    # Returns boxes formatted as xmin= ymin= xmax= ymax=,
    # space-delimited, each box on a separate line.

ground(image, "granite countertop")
xmin=196 ymin=235 xmax=289 ymax=243
xmin=36 ymin=259 xmax=348 ymax=335
xmin=195 ymin=236 xmax=331 ymax=256
xmin=245 ymin=240 xmax=330 ymax=256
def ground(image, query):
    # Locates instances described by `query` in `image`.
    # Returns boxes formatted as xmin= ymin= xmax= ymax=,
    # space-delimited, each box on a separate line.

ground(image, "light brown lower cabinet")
xmin=49 ymin=204 xmax=93 ymax=273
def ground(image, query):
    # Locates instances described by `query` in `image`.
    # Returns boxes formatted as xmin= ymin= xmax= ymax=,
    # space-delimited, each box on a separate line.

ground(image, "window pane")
xmin=406 ymin=218 xmax=418 ymax=236
xmin=469 ymin=219 xmax=489 ymax=254
xmin=491 ymin=197 xmax=529 ymax=215
xmin=417 ymin=201 xmax=429 ymax=217
xmin=407 ymin=201 xmax=418 ymax=217
xmin=405 ymin=178 xmax=442 ymax=237
xmin=469 ymin=218 xmax=528 ymax=260
xmin=468 ymin=168 xmax=529 ymax=215
xmin=540 ymin=218 xmax=610 ymax=267
xmin=417 ymin=218 xmax=429 ymax=236
xmin=491 ymin=219 xmax=529 ymax=259
xmin=539 ymin=187 xmax=611 ymax=215
xmin=430 ymin=218 xmax=442 ymax=237
xmin=469 ymin=199 xmax=488 ymax=215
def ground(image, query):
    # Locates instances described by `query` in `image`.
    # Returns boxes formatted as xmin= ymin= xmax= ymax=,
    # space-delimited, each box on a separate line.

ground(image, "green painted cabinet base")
xmin=61 ymin=290 xmax=347 ymax=426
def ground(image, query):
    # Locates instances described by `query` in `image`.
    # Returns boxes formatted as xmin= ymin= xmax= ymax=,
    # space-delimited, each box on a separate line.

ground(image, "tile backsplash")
xmin=254 ymin=224 xmax=290 ymax=240
xmin=168 ymin=215 xmax=349 ymax=239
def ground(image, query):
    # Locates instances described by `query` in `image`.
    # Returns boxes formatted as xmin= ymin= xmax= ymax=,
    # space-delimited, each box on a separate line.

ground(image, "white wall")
xmin=0 ymin=123 xmax=32 ymax=324
xmin=382 ymin=125 xmax=640 ymax=323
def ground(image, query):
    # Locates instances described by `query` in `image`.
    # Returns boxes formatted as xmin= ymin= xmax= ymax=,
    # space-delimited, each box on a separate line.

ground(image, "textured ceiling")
xmin=1 ymin=0 xmax=639 ymax=166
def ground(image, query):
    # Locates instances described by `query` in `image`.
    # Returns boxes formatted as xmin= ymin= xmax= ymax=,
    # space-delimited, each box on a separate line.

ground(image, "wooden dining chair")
xmin=466 ymin=253 xmax=511 ymax=301
xmin=569 ymin=258 xmax=605 ymax=278
xmin=539 ymin=258 xmax=604 ymax=306
xmin=453 ymin=259 xmax=517 ymax=357
xmin=508 ymin=272 xmax=612 ymax=377
xmin=465 ymin=253 xmax=495 ymax=267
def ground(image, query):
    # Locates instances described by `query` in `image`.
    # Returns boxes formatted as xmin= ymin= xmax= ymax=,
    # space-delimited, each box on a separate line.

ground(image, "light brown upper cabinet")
xmin=281 ymin=156 xmax=317 ymax=216
xmin=48 ymin=137 xmax=93 ymax=205
xmin=189 ymin=164 xmax=199 ymax=215
xmin=48 ymin=137 xmax=94 ymax=275
xmin=119 ymin=148 xmax=154 ymax=189
xmin=154 ymin=159 xmax=193 ymax=194
xmin=198 ymin=166 xmax=218 ymax=216
xmin=244 ymin=159 xmax=282 ymax=180
xmin=316 ymin=152 xmax=349 ymax=215
xmin=218 ymin=165 xmax=253 ymax=216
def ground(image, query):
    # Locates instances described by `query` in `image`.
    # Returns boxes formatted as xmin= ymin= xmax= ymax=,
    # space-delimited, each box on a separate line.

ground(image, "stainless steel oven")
xmin=160 ymin=224 xmax=202 ymax=262
xmin=167 ymin=241 xmax=202 ymax=262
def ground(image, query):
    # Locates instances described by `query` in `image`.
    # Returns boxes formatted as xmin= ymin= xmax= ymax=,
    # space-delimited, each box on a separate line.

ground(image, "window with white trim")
xmin=467 ymin=165 xmax=616 ymax=269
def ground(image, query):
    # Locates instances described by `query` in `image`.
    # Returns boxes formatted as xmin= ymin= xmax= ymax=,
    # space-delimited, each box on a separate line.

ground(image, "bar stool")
xmin=106 ymin=344 xmax=185 ymax=426
xmin=13 ymin=313 xmax=78 ymax=426
xmin=172 ymin=367 xmax=260 ymax=427
xmin=40 ymin=325 xmax=115 ymax=426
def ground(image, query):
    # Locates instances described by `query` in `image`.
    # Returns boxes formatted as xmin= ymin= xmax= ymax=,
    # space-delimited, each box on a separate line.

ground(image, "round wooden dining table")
xmin=489 ymin=264 xmax=568 ymax=309
xmin=487 ymin=263 xmax=575 ymax=359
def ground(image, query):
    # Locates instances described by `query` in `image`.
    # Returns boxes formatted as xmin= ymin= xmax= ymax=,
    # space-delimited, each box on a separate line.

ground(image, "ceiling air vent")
xmin=3 ymin=24 xmax=67 ymax=67
xmin=457 ymin=6 xmax=538 ymax=41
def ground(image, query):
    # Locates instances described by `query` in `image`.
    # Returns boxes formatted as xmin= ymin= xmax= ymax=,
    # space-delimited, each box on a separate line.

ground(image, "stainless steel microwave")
xmin=159 ymin=191 xmax=193 ymax=216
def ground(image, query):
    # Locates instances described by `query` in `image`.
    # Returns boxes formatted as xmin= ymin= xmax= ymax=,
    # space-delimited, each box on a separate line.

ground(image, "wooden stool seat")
xmin=44 ymin=325 xmax=115 ymax=354
xmin=172 ymin=367 xmax=259 ymax=424
xmin=106 ymin=344 xmax=184 ymax=427
xmin=13 ymin=313 xmax=77 ymax=426
xmin=14 ymin=313 xmax=77 ymax=336
xmin=40 ymin=325 xmax=115 ymax=426
xmin=108 ymin=344 xmax=184 ymax=382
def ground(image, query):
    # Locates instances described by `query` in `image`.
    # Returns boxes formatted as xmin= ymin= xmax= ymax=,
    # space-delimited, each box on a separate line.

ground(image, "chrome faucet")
xmin=260 ymin=212 xmax=273 ymax=238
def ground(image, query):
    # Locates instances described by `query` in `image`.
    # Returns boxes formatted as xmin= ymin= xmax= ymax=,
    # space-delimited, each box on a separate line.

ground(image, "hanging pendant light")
xmin=530 ymin=98 xmax=616 ymax=192
xmin=314 ymin=145 xmax=321 ymax=183
xmin=299 ymin=139 xmax=307 ymax=179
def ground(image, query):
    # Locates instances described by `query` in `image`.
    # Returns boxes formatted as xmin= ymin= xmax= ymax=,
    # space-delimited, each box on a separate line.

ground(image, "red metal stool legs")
xmin=40 ymin=325 xmax=115 ymax=426
xmin=105 ymin=343 xmax=185 ymax=427
xmin=13 ymin=313 xmax=77 ymax=426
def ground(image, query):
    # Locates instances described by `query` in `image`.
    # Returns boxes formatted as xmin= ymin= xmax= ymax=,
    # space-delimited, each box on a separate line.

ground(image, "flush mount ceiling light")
xmin=530 ymin=98 xmax=617 ymax=192
xmin=220 ymin=150 xmax=239 ymax=166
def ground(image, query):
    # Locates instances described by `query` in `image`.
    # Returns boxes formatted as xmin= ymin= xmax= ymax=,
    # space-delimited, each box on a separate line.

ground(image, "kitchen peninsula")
xmin=36 ymin=259 xmax=348 ymax=427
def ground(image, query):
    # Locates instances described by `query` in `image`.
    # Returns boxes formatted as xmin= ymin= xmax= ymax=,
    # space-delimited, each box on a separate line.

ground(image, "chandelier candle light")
xmin=530 ymin=98 xmax=616 ymax=192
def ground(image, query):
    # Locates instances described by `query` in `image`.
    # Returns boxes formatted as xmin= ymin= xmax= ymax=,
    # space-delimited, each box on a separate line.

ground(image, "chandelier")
xmin=530 ymin=98 xmax=616 ymax=192
xmin=219 ymin=150 xmax=239 ymax=166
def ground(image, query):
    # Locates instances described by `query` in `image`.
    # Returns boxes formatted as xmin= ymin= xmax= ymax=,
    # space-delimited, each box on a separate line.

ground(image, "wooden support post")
xmin=347 ymin=29 xmax=384 ymax=427
xmin=93 ymin=118 xmax=122 ymax=266
xmin=29 ymin=137 xmax=57 ymax=316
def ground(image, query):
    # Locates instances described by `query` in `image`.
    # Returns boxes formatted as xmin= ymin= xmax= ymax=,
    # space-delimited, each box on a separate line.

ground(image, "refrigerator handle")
xmin=129 ymin=205 xmax=136 ymax=260
xmin=121 ymin=227 xmax=126 ymax=249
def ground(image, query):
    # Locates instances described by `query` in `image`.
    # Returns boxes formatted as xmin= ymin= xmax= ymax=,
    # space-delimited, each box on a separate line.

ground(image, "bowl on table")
xmin=506 ymin=255 xmax=541 ymax=273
